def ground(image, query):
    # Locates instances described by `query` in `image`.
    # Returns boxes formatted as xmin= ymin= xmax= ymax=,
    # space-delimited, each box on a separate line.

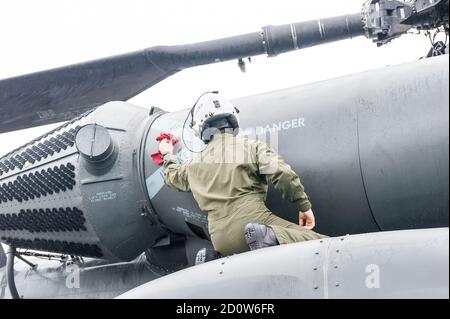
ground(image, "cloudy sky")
xmin=0 ymin=0 xmax=431 ymax=157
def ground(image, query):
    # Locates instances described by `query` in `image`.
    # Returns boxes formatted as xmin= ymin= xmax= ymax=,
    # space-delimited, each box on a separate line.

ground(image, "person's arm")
xmin=255 ymin=142 xmax=312 ymax=213
xmin=162 ymin=154 xmax=190 ymax=192
xmin=160 ymin=139 xmax=190 ymax=192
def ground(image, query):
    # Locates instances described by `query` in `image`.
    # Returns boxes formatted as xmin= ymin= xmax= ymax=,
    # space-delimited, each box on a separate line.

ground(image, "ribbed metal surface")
xmin=0 ymin=207 xmax=86 ymax=233
xmin=0 ymin=110 xmax=104 ymax=258
xmin=1 ymin=237 xmax=102 ymax=258
xmin=0 ymin=128 xmax=80 ymax=176
xmin=0 ymin=163 xmax=76 ymax=203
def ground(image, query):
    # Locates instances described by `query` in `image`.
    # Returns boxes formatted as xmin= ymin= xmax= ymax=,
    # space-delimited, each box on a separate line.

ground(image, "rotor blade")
xmin=0 ymin=33 xmax=267 ymax=134
xmin=0 ymin=50 xmax=179 ymax=134
xmin=0 ymin=13 xmax=364 ymax=134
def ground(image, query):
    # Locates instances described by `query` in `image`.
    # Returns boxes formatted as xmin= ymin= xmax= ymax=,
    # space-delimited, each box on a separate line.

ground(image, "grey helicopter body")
xmin=0 ymin=0 xmax=448 ymax=298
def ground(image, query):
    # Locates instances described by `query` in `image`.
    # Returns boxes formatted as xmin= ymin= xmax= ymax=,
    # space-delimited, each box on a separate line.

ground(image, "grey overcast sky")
xmin=0 ymin=0 xmax=432 ymax=157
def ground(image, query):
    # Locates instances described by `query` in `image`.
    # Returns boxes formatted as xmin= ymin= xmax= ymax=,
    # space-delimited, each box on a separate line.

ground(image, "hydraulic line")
xmin=6 ymin=246 xmax=21 ymax=299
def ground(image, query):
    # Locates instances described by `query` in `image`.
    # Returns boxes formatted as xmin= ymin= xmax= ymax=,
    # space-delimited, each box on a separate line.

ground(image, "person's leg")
xmin=261 ymin=213 xmax=327 ymax=245
xmin=213 ymin=211 xmax=327 ymax=255
xmin=210 ymin=218 xmax=253 ymax=256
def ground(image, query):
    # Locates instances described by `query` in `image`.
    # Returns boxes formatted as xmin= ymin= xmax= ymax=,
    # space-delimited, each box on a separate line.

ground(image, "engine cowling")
xmin=0 ymin=102 xmax=166 ymax=261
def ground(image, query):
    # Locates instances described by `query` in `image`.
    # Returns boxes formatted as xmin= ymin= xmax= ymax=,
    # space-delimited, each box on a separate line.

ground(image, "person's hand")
xmin=159 ymin=139 xmax=175 ymax=155
xmin=299 ymin=209 xmax=316 ymax=230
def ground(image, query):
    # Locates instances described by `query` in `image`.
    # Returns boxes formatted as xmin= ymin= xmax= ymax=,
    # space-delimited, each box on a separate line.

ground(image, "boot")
xmin=244 ymin=223 xmax=279 ymax=251
xmin=195 ymin=247 xmax=221 ymax=265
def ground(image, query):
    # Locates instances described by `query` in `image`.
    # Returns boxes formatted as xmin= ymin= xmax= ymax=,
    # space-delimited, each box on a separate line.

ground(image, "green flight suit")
xmin=163 ymin=132 xmax=325 ymax=256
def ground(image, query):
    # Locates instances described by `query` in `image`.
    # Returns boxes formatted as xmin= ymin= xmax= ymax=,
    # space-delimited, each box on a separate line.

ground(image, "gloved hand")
xmin=299 ymin=209 xmax=316 ymax=230
xmin=159 ymin=138 xmax=175 ymax=155
xmin=150 ymin=132 xmax=178 ymax=165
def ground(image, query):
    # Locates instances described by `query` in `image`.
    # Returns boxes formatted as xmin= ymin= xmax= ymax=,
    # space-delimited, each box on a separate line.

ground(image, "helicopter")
xmin=0 ymin=0 xmax=448 ymax=299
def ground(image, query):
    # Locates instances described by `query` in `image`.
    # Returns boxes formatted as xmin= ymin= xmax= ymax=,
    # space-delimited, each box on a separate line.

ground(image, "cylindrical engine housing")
xmin=0 ymin=103 xmax=166 ymax=261
xmin=143 ymin=55 xmax=449 ymax=237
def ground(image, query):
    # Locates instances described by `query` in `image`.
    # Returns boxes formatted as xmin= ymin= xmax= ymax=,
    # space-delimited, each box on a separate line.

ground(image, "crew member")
xmin=159 ymin=92 xmax=326 ymax=256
